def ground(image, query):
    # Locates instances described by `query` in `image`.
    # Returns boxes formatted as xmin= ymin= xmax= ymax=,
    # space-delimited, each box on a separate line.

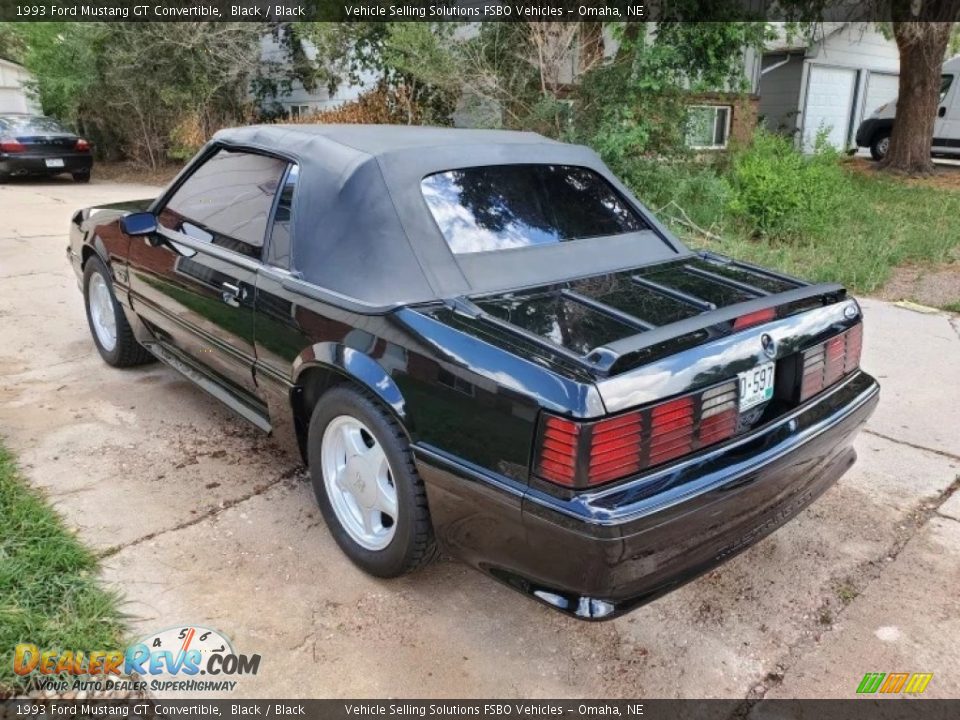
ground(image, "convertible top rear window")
xmin=421 ymin=164 xmax=647 ymax=255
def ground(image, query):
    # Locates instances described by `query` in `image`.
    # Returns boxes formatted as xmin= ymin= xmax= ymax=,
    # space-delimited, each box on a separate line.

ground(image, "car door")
xmin=126 ymin=147 xmax=289 ymax=403
xmin=932 ymin=74 xmax=957 ymax=153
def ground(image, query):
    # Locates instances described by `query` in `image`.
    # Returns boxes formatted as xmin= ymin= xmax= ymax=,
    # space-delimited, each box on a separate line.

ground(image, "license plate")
xmin=738 ymin=361 xmax=775 ymax=411
xmin=45 ymin=158 xmax=65 ymax=168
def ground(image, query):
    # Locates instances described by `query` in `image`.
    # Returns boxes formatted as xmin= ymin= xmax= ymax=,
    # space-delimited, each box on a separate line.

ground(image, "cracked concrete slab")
xmin=2 ymin=179 xmax=959 ymax=701
xmin=762 ymin=517 xmax=960 ymax=699
xmin=937 ymin=487 xmax=960 ymax=522
xmin=860 ymin=298 xmax=960 ymax=458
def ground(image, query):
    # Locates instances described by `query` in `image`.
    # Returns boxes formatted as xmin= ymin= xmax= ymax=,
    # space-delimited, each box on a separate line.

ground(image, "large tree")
xmin=883 ymin=18 xmax=955 ymax=174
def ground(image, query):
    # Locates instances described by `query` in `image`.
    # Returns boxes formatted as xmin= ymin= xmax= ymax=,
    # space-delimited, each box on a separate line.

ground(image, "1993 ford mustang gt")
xmin=68 ymin=125 xmax=879 ymax=619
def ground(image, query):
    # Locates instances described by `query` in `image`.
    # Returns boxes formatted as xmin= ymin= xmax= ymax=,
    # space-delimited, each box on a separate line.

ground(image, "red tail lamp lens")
xmin=800 ymin=324 xmax=863 ymax=402
xmin=536 ymin=416 xmax=579 ymax=486
xmin=588 ymin=412 xmax=643 ymax=484
xmin=698 ymin=382 xmax=739 ymax=446
xmin=535 ymin=380 xmax=740 ymax=490
xmin=648 ymin=396 xmax=695 ymax=466
xmin=733 ymin=307 xmax=776 ymax=331
xmin=75 ymin=138 xmax=91 ymax=151
xmin=0 ymin=138 xmax=25 ymax=153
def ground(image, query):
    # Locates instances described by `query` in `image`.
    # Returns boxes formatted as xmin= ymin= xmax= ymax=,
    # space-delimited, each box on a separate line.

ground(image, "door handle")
xmin=221 ymin=282 xmax=241 ymax=307
xmin=939 ymin=106 xmax=947 ymax=117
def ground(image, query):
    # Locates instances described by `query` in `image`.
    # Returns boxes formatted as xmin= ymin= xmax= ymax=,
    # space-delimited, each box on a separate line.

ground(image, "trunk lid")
xmin=465 ymin=252 xmax=844 ymax=373
xmin=421 ymin=251 xmax=858 ymax=424
xmin=14 ymin=132 xmax=79 ymax=155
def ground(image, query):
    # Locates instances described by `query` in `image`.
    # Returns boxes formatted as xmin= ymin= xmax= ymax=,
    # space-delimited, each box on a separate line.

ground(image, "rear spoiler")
xmin=584 ymin=281 xmax=847 ymax=374
xmin=441 ymin=252 xmax=848 ymax=377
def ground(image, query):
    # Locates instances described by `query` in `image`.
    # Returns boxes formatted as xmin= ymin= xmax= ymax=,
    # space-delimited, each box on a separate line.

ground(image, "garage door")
xmin=863 ymin=72 xmax=900 ymax=117
xmin=802 ymin=65 xmax=858 ymax=152
xmin=0 ymin=87 xmax=30 ymax=114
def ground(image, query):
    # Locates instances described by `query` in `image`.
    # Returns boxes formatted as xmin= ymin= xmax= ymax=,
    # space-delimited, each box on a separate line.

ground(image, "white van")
xmin=855 ymin=56 xmax=960 ymax=160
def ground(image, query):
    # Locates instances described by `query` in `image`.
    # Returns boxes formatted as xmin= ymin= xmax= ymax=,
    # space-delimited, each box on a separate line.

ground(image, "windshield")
xmin=421 ymin=164 xmax=647 ymax=255
xmin=0 ymin=116 xmax=70 ymax=134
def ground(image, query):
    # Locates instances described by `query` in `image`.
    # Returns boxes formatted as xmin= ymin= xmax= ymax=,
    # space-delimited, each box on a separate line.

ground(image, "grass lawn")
xmin=686 ymin=165 xmax=960 ymax=298
xmin=0 ymin=442 xmax=126 ymax=696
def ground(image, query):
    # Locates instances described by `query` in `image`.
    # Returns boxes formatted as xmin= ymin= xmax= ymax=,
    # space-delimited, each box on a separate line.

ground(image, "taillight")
xmin=0 ymin=138 xmax=25 ymax=153
xmin=538 ymin=416 xmax=579 ymax=486
xmin=588 ymin=413 xmax=643 ymax=484
xmin=648 ymin=396 xmax=694 ymax=466
xmin=535 ymin=380 xmax=739 ymax=489
xmin=800 ymin=324 xmax=862 ymax=402
xmin=75 ymin=138 xmax=91 ymax=152
xmin=733 ymin=307 xmax=776 ymax=331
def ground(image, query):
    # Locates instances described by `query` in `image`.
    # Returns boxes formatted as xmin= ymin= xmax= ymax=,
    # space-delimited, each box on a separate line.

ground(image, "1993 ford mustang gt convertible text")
xmin=68 ymin=125 xmax=879 ymax=619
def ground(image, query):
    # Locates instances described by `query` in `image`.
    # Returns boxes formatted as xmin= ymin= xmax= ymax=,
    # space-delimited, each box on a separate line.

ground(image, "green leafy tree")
xmin=251 ymin=23 xmax=324 ymax=119
xmin=12 ymin=22 xmax=265 ymax=167
xmin=296 ymin=21 xmax=461 ymax=125
xmin=0 ymin=22 xmax=26 ymax=62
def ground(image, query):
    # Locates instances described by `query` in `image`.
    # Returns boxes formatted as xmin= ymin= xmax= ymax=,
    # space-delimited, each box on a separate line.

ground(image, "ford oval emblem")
xmin=761 ymin=333 xmax=777 ymax=359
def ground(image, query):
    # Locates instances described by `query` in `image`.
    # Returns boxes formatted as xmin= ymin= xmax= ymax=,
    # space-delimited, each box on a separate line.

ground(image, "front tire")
xmin=870 ymin=132 xmax=890 ymax=161
xmin=307 ymin=386 xmax=436 ymax=578
xmin=83 ymin=256 xmax=153 ymax=367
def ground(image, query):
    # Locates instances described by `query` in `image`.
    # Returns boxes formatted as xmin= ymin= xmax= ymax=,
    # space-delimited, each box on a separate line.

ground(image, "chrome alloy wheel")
xmin=88 ymin=273 xmax=117 ymax=352
xmin=320 ymin=415 xmax=398 ymax=551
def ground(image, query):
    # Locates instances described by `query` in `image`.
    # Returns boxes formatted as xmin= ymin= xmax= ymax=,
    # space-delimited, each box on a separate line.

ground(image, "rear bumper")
xmin=0 ymin=153 xmax=93 ymax=176
xmin=415 ymin=371 xmax=879 ymax=619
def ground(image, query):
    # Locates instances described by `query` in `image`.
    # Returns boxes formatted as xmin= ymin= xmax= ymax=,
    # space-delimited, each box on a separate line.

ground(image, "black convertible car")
xmin=68 ymin=125 xmax=879 ymax=619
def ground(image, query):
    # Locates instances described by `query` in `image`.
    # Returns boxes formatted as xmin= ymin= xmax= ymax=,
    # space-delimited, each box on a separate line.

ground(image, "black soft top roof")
xmin=210 ymin=124 xmax=689 ymax=310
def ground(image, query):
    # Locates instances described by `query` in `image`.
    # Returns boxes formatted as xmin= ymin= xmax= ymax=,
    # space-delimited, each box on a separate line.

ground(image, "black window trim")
xmin=263 ymin=161 xmax=299 ymax=271
xmin=149 ymin=142 xmax=297 ymax=266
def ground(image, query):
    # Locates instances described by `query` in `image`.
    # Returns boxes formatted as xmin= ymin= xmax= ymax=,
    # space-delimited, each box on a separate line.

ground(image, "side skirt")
xmin=140 ymin=339 xmax=272 ymax=433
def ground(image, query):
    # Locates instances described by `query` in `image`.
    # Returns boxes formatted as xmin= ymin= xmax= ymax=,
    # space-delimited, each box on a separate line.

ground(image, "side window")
xmin=941 ymin=74 xmax=954 ymax=104
xmin=266 ymin=163 xmax=298 ymax=268
xmin=159 ymin=149 xmax=287 ymax=259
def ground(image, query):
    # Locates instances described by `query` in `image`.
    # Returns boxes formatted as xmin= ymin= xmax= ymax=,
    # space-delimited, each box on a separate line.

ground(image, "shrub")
xmin=281 ymin=85 xmax=425 ymax=126
xmin=726 ymin=129 xmax=848 ymax=242
xmin=617 ymin=157 xmax=731 ymax=236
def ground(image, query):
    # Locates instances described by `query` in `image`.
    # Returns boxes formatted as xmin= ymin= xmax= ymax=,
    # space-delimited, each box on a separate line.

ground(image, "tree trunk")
xmin=882 ymin=21 xmax=953 ymax=175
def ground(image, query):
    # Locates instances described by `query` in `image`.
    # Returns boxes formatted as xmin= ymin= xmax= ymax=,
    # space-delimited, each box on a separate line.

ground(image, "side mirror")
xmin=120 ymin=211 xmax=157 ymax=237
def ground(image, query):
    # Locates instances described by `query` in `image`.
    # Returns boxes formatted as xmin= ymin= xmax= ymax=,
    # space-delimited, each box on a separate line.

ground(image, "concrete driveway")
xmin=1 ymin=178 xmax=958 ymax=701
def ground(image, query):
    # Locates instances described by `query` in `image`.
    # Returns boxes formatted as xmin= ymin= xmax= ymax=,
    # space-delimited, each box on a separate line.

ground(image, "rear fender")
xmin=293 ymin=343 xmax=408 ymax=426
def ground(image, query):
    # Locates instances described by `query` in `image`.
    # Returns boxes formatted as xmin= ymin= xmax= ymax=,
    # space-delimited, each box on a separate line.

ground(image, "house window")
xmin=686 ymin=105 xmax=732 ymax=149
xmin=289 ymin=104 xmax=311 ymax=118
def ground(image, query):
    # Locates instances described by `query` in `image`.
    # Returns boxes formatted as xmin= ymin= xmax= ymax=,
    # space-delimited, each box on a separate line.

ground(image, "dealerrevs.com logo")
xmin=856 ymin=672 xmax=933 ymax=695
xmin=14 ymin=625 xmax=261 ymax=694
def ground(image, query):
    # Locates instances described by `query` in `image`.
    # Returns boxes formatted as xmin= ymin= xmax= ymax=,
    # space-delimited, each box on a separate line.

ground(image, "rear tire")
xmin=307 ymin=385 xmax=437 ymax=578
xmin=83 ymin=256 xmax=153 ymax=367
xmin=73 ymin=170 xmax=91 ymax=183
xmin=870 ymin=132 xmax=890 ymax=161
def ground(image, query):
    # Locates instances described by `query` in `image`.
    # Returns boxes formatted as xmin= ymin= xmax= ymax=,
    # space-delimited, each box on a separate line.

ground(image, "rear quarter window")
xmin=421 ymin=164 xmax=647 ymax=255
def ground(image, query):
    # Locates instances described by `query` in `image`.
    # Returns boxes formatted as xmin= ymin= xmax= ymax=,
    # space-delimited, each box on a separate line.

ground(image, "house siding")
xmin=799 ymin=23 xmax=900 ymax=150
xmin=0 ymin=59 xmax=40 ymax=114
xmin=808 ymin=23 xmax=900 ymax=73
xmin=758 ymin=53 xmax=805 ymax=135
xmin=258 ymin=34 xmax=373 ymax=115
